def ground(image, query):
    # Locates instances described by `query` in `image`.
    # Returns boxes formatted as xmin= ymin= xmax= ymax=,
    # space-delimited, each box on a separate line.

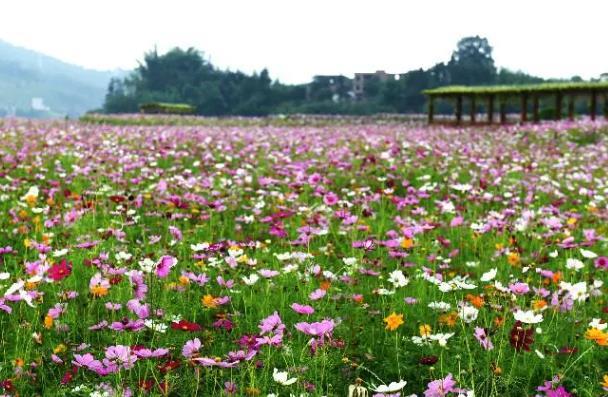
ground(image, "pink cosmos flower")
xmin=424 ymin=373 xmax=457 ymax=397
xmin=323 ymin=192 xmax=339 ymax=206
xmin=294 ymin=319 xmax=335 ymax=337
xmin=473 ymin=327 xmax=494 ymax=350
xmin=182 ymin=338 xmax=202 ymax=358
xmin=594 ymin=256 xmax=608 ymax=269
xmin=155 ymin=255 xmax=177 ymax=278
xmin=309 ymin=288 xmax=326 ymax=301
xmin=291 ymin=303 xmax=315 ymax=315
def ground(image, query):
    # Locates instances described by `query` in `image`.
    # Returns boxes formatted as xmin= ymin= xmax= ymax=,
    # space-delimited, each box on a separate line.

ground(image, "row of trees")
xmin=102 ymin=37 xmax=578 ymax=116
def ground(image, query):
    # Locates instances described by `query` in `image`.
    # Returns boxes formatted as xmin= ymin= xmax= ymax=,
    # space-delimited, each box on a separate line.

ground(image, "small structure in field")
xmin=424 ymin=82 xmax=608 ymax=124
xmin=139 ymin=102 xmax=196 ymax=115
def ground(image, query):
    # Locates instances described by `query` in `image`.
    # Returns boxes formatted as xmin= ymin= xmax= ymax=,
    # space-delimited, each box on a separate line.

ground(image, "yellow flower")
xmin=567 ymin=217 xmax=577 ymax=225
xmin=507 ymin=252 xmax=520 ymax=266
xmin=401 ymin=238 xmax=414 ymax=249
xmin=179 ymin=275 xmax=190 ymax=286
xmin=202 ymin=294 xmax=218 ymax=309
xmin=585 ymin=328 xmax=608 ymax=346
xmin=53 ymin=344 xmax=67 ymax=354
xmin=90 ymin=285 xmax=109 ymax=297
xmin=601 ymin=374 xmax=608 ymax=390
xmin=383 ymin=312 xmax=404 ymax=331
xmin=43 ymin=315 xmax=54 ymax=329
xmin=419 ymin=324 xmax=432 ymax=337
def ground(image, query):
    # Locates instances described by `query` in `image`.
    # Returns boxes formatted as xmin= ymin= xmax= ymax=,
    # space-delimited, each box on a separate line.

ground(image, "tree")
xmin=448 ymin=36 xmax=496 ymax=85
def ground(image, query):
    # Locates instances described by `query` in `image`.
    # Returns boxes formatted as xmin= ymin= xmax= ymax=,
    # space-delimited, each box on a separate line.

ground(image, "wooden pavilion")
xmin=424 ymin=82 xmax=608 ymax=124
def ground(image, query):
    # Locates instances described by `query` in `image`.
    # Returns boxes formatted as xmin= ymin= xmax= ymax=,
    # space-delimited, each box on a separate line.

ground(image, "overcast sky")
xmin=1 ymin=0 xmax=606 ymax=84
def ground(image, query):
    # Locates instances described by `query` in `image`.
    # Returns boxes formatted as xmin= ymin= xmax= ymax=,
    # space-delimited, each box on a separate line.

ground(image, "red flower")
xmin=171 ymin=320 xmax=202 ymax=332
xmin=510 ymin=321 xmax=534 ymax=351
xmin=158 ymin=359 xmax=181 ymax=374
xmin=48 ymin=259 xmax=72 ymax=281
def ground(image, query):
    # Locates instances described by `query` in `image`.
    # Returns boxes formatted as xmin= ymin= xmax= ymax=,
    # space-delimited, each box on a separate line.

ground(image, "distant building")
xmin=353 ymin=70 xmax=398 ymax=100
xmin=600 ymin=73 xmax=608 ymax=82
xmin=31 ymin=97 xmax=50 ymax=112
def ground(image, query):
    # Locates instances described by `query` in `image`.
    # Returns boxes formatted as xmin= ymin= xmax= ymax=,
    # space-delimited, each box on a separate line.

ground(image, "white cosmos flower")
xmin=580 ymin=249 xmax=597 ymax=259
xmin=138 ymin=258 xmax=155 ymax=273
xmin=52 ymin=248 xmax=68 ymax=257
xmin=560 ymin=281 xmax=588 ymax=303
xmin=272 ymin=368 xmax=297 ymax=386
xmin=513 ymin=309 xmax=543 ymax=324
xmin=458 ymin=304 xmax=479 ymax=323
xmin=388 ymin=270 xmax=409 ymax=288
xmin=565 ymin=258 xmax=584 ymax=271
xmin=480 ymin=268 xmax=497 ymax=282
xmin=190 ymin=242 xmax=210 ymax=252
xmin=589 ymin=318 xmax=607 ymax=331
xmin=374 ymin=379 xmax=407 ymax=393
xmin=144 ymin=319 xmax=168 ymax=333
xmin=430 ymin=332 xmax=455 ymax=346
xmin=0 ymin=272 xmax=10 ymax=280
xmin=242 ymin=274 xmax=260 ymax=285
xmin=428 ymin=301 xmax=451 ymax=312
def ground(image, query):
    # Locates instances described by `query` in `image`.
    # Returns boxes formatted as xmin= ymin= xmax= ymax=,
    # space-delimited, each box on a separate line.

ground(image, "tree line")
xmin=102 ymin=36 xmax=583 ymax=116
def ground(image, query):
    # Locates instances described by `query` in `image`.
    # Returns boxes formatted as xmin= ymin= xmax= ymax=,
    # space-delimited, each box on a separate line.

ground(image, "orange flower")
xmin=439 ymin=312 xmax=458 ymax=327
xmin=507 ymin=252 xmax=520 ymax=266
xmin=532 ymin=299 xmax=547 ymax=311
xmin=494 ymin=316 xmax=505 ymax=327
xmin=401 ymin=238 xmax=414 ymax=249
xmin=585 ymin=328 xmax=608 ymax=346
xmin=384 ymin=312 xmax=404 ymax=331
xmin=90 ymin=285 xmax=108 ymax=297
xmin=466 ymin=294 xmax=485 ymax=309
xmin=320 ymin=280 xmax=332 ymax=291
xmin=43 ymin=315 xmax=54 ymax=329
xmin=202 ymin=294 xmax=219 ymax=309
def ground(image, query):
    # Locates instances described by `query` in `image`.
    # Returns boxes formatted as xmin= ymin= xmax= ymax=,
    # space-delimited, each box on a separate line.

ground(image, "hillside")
xmin=0 ymin=39 xmax=125 ymax=117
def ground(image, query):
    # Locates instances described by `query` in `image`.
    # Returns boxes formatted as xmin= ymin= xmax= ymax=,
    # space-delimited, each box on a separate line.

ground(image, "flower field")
xmin=0 ymin=118 xmax=608 ymax=396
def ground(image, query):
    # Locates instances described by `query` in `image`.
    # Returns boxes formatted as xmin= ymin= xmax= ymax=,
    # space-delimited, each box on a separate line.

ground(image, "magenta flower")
xmin=103 ymin=345 xmax=138 ymax=370
xmin=155 ymin=255 xmax=177 ymax=278
xmin=182 ymin=338 xmax=202 ymax=358
xmin=323 ymin=192 xmax=339 ymax=206
xmin=473 ymin=327 xmax=494 ymax=350
xmin=424 ymin=373 xmax=457 ymax=397
xmin=295 ymin=319 xmax=335 ymax=338
xmin=291 ymin=303 xmax=315 ymax=315
xmin=594 ymin=256 xmax=608 ymax=269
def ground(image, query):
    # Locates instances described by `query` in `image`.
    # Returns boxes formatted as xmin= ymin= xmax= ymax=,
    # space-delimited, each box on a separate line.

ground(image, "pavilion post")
xmin=455 ymin=95 xmax=463 ymax=124
xmin=520 ymin=94 xmax=528 ymax=123
xmin=555 ymin=92 xmax=563 ymax=120
xmin=568 ymin=94 xmax=575 ymax=121
xmin=428 ymin=97 xmax=434 ymax=124
xmin=604 ymin=93 xmax=608 ymax=119
xmin=470 ymin=96 xmax=476 ymax=124
xmin=533 ymin=95 xmax=540 ymax=123
xmin=500 ymin=99 xmax=507 ymax=124
xmin=487 ymin=95 xmax=494 ymax=124
xmin=591 ymin=91 xmax=597 ymax=121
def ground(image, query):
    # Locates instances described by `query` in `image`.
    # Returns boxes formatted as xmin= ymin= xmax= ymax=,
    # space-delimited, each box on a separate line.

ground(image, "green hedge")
xmin=139 ymin=102 xmax=196 ymax=115
xmin=424 ymin=82 xmax=608 ymax=97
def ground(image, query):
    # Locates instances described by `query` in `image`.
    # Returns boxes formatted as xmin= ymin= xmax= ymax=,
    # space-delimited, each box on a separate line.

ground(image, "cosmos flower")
xmin=272 ymin=368 xmax=297 ymax=386
xmin=155 ymin=255 xmax=177 ymax=278
xmin=383 ymin=312 xmax=404 ymax=331
xmin=291 ymin=303 xmax=315 ymax=315
xmin=171 ymin=320 xmax=202 ymax=332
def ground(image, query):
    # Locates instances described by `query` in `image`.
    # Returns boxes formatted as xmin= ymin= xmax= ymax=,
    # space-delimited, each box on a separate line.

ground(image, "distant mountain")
xmin=0 ymin=39 xmax=127 ymax=118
